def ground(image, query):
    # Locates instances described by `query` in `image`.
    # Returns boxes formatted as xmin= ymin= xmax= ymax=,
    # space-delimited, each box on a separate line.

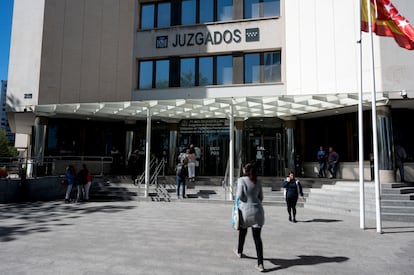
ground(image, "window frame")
xmin=244 ymin=0 xmax=280 ymax=19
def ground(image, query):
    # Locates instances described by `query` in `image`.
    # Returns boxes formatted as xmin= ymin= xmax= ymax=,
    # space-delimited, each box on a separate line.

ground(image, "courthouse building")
xmin=6 ymin=0 xmax=414 ymax=182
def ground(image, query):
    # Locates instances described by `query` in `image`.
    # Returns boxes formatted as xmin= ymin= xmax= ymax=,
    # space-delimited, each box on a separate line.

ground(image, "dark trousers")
xmin=286 ymin=197 xmax=298 ymax=218
xmin=237 ymin=227 xmax=263 ymax=265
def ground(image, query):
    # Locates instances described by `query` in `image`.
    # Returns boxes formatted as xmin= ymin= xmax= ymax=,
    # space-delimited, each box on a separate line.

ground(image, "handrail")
xmin=0 ymin=155 xmax=113 ymax=179
xmin=135 ymin=157 xmax=166 ymax=185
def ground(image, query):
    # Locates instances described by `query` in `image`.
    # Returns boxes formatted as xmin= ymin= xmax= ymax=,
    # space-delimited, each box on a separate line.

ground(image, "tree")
xmin=0 ymin=129 xmax=17 ymax=157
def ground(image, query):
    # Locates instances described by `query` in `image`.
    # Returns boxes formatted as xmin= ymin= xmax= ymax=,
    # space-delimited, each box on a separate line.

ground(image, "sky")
xmin=0 ymin=0 xmax=13 ymax=81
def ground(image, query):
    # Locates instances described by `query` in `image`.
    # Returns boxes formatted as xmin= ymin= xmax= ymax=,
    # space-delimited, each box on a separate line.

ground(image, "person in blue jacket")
xmin=64 ymin=165 xmax=76 ymax=203
xmin=282 ymin=171 xmax=304 ymax=223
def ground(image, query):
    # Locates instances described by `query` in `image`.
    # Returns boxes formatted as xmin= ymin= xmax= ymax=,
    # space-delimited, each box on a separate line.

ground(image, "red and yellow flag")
xmin=361 ymin=0 xmax=414 ymax=50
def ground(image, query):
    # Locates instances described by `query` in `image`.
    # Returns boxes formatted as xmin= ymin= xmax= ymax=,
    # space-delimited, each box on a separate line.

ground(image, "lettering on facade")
xmin=245 ymin=28 xmax=260 ymax=42
xmin=180 ymin=119 xmax=228 ymax=134
xmin=156 ymin=28 xmax=259 ymax=48
xmin=209 ymin=146 xmax=220 ymax=156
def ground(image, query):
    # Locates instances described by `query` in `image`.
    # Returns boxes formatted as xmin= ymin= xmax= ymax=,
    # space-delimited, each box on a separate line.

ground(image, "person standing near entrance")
xmin=395 ymin=144 xmax=407 ymax=182
xmin=186 ymin=148 xmax=196 ymax=182
xmin=327 ymin=146 xmax=339 ymax=179
xmin=282 ymin=171 xmax=304 ymax=223
xmin=317 ymin=146 xmax=327 ymax=178
xmin=176 ymin=158 xmax=188 ymax=199
xmin=64 ymin=165 xmax=76 ymax=203
xmin=234 ymin=163 xmax=265 ymax=272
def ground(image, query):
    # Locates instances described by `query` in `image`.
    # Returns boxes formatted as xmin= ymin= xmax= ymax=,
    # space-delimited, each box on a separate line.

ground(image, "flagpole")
xmin=366 ymin=0 xmax=382 ymax=233
xmin=358 ymin=0 xmax=366 ymax=230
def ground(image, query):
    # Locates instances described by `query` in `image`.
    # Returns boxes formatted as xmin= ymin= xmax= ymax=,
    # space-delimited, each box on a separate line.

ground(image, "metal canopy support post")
xmin=358 ymin=0 xmax=365 ymax=229
xmin=145 ymin=108 xmax=152 ymax=198
xmin=366 ymin=0 xmax=382 ymax=233
xmin=228 ymin=103 xmax=234 ymax=200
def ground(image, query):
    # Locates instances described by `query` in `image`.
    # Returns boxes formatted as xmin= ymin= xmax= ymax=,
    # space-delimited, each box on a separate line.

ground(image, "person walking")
xmin=281 ymin=171 xmax=304 ymax=223
xmin=234 ymin=163 xmax=265 ymax=272
xmin=327 ymin=146 xmax=339 ymax=179
xmin=64 ymin=165 xmax=76 ymax=203
xmin=317 ymin=145 xmax=327 ymax=178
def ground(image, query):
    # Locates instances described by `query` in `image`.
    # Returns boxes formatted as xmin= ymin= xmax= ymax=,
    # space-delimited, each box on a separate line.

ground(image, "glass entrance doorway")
xmin=178 ymin=119 xmax=229 ymax=176
xmin=244 ymin=118 xmax=285 ymax=177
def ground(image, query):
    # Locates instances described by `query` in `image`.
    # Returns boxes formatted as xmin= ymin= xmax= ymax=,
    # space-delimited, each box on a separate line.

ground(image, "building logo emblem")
xmin=245 ymin=28 xmax=260 ymax=42
xmin=156 ymin=36 xmax=168 ymax=48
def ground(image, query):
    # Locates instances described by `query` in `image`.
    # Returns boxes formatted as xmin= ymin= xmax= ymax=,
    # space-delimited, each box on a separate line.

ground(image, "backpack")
xmin=177 ymin=165 xmax=187 ymax=178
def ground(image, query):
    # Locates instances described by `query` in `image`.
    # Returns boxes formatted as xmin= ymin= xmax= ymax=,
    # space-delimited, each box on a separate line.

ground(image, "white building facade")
xmin=7 ymin=0 xmax=414 ymax=181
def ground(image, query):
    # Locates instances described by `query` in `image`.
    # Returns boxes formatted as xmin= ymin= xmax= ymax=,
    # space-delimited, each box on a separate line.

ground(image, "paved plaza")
xmin=0 ymin=200 xmax=413 ymax=275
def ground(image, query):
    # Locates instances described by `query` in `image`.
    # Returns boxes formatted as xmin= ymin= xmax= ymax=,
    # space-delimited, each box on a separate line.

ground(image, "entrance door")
xmin=178 ymin=133 xmax=229 ymax=176
xmin=247 ymin=132 xmax=284 ymax=177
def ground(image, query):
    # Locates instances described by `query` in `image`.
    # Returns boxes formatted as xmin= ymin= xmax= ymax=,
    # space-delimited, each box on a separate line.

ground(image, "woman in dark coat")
xmin=282 ymin=171 xmax=304 ymax=223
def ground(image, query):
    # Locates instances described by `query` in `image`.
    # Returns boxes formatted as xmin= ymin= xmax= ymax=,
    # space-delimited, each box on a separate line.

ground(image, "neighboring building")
xmin=6 ymin=0 xmax=414 ymax=182
xmin=0 ymin=80 xmax=14 ymax=145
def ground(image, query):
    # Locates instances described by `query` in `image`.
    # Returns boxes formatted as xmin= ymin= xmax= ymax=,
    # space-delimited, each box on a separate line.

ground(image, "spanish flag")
xmin=361 ymin=0 xmax=414 ymax=50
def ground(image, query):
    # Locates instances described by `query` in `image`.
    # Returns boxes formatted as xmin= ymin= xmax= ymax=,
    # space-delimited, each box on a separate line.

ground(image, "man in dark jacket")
xmin=327 ymin=146 xmax=339 ymax=179
xmin=282 ymin=171 xmax=304 ymax=223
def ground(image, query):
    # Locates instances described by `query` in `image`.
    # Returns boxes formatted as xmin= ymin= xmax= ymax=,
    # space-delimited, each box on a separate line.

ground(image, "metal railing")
xmin=135 ymin=157 xmax=166 ymax=186
xmin=0 ymin=156 xmax=113 ymax=179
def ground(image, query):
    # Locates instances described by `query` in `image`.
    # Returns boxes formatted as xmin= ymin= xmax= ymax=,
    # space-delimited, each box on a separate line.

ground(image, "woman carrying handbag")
xmin=233 ymin=163 xmax=265 ymax=272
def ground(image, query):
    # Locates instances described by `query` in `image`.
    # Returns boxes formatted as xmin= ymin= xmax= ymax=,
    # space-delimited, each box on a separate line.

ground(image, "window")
xmin=243 ymin=51 xmax=281 ymax=84
xmin=244 ymin=0 xmax=279 ymax=19
xmin=217 ymin=0 xmax=233 ymax=21
xmin=155 ymin=60 xmax=170 ymax=88
xmin=139 ymin=61 xmax=153 ymax=89
xmin=140 ymin=2 xmax=171 ymax=29
xmin=199 ymin=0 xmax=214 ymax=23
xmin=244 ymin=53 xmax=260 ymax=83
xmin=216 ymin=55 xmax=233 ymax=85
xmin=181 ymin=0 xmax=196 ymax=25
xmin=138 ymin=55 xmax=238 ymax=89
xmin=263 ymin=0 xmax=280 ymax=17
xmin=199 ymin=57 xmax=213 ymax=86
xmin=141 ymin=1 xmax=233 ymax=27
xmin=264 ymin=52 xmax=281 ymax=82
xmin=141 ymin=4 xmax=155 ymax=29
xmin=157 ymin=2 xmax=171 ymax=28
xmin=180 ymin=58 xmax=196 ymax=87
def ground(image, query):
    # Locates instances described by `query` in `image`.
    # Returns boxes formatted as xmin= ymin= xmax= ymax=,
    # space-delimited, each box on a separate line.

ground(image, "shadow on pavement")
xmin=264 ymin=255 xmax=349 ymax=272
xmin=0 ymin=201 xmax=136 ymax=242
xmin=302 ymin=218 xmax=343 ymax=223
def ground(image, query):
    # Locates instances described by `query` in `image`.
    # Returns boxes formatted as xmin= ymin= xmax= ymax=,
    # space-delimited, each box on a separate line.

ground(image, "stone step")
xmin=382 ymin=213 xmax=414 ymax=222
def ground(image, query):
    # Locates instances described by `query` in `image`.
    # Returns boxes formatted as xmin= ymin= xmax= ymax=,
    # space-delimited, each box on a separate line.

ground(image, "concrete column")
xmin=234 ymin=121 xmax=244 ymax=169
xmin=125 ymin=130 xmax=134 ymax=166
xmin=376 ymin=105 xmax=394 ymax=183
xmin=169 ymin=123 xmax=178 ymax=172
xmin=33 ymin=117 xmax=48 ymax=165
xmin=284 ymin=118 xmax=297 ymax=174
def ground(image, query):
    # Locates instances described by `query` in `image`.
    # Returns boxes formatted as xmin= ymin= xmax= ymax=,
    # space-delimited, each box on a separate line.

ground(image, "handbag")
xmin=232 ymin=197 xmax=241 ymax=230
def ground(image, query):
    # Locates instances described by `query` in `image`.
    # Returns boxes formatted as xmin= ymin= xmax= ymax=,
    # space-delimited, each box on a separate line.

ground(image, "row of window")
xmin=138 ymin=51 xmax=281 ymax=89
xmin=140 ymin=0 xmax=280 ymax=29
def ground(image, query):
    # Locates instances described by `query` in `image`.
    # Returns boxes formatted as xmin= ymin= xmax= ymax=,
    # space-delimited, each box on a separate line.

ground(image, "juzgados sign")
xmin=156 ymin=27 xmax=259 ymax=48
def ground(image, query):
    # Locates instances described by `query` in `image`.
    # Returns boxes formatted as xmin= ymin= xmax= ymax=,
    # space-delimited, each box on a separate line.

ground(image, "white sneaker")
xmin=255 ymin=264 xmax=265 ymax=272
xmin=233 ymin=248 xmax=242 ymax=258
